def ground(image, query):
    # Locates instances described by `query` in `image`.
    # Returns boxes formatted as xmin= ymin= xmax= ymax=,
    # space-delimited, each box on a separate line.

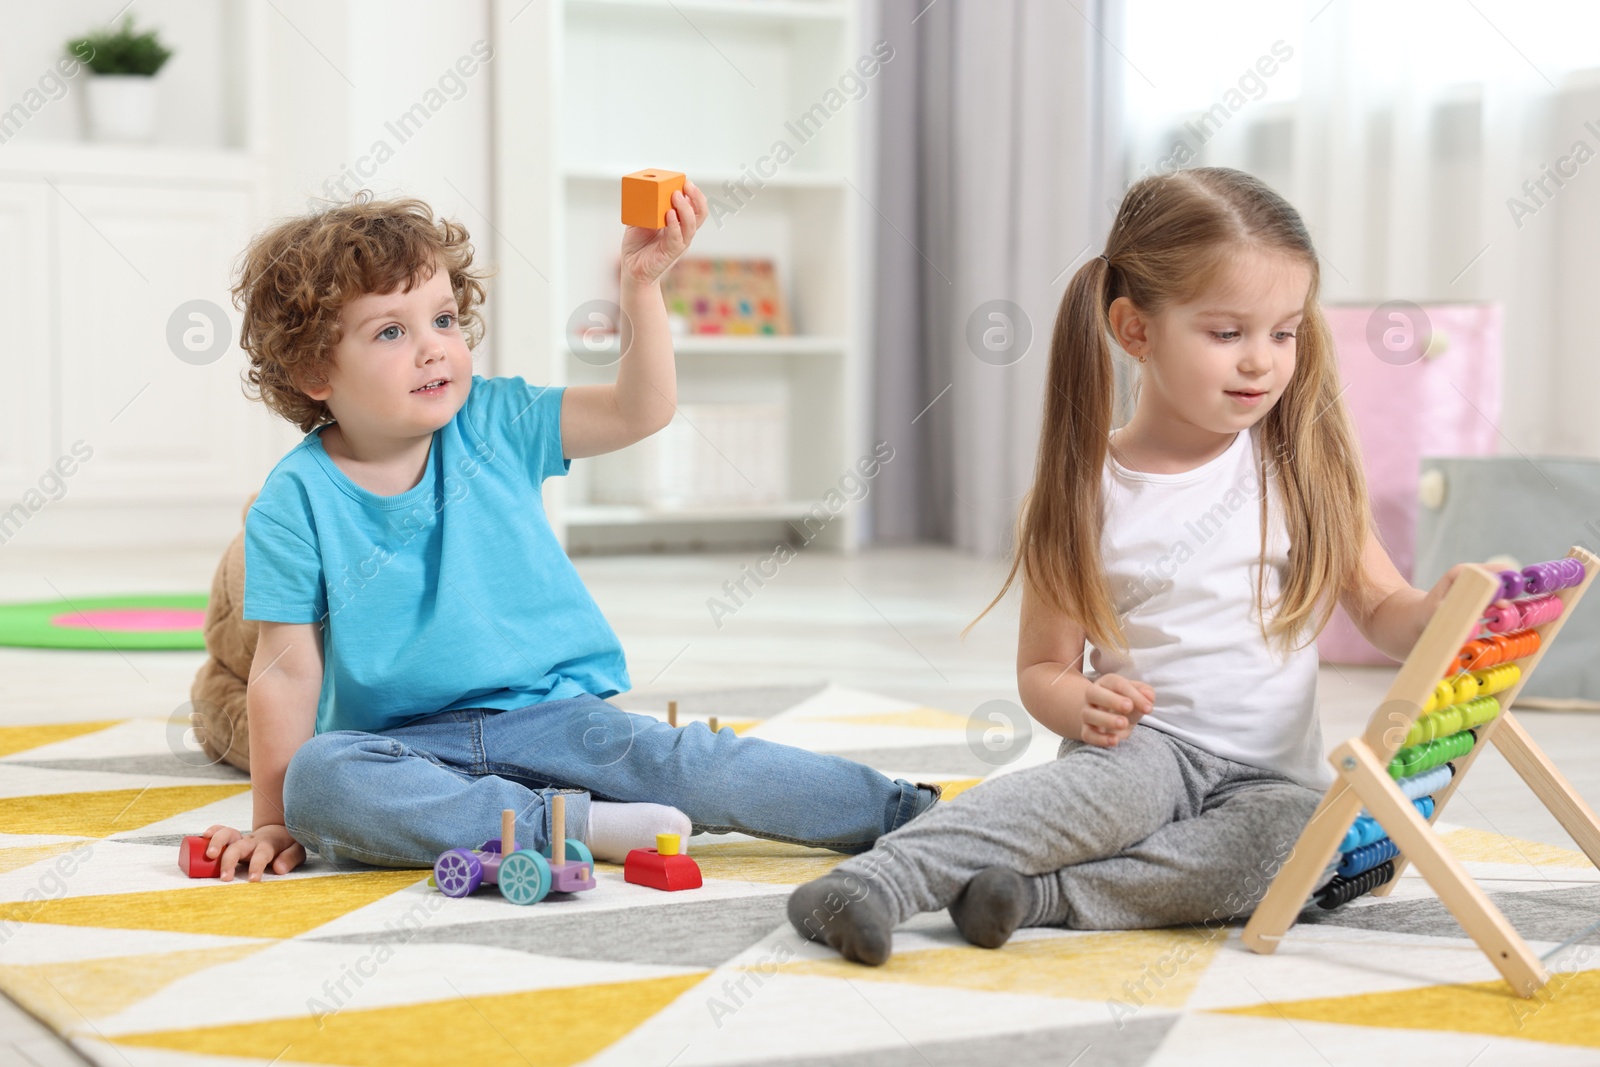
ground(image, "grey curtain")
xmin=868 ymin=0 xmax=1125 ymax=554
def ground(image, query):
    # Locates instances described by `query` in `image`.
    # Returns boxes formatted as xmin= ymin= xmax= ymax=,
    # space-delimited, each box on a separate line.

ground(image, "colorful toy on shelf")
xmin=432 ymin=799 xmax=596 ymax=905
xmin=178 ymin=835 xmax=221 ymax=878
xmin=621 ymin=168 xmax=686 ymax=229
xmin=660 ymin=257 xmax=792 ymax=336
xmin=624 ymin=832 xmax=702 ymax=892
xmin=1244 ymin=549 xmax=1600 ymax=998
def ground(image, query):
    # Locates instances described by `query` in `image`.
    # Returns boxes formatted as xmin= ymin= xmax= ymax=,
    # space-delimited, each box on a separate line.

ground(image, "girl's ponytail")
xmin=967 ymin=253 xmax=1127 ymax=652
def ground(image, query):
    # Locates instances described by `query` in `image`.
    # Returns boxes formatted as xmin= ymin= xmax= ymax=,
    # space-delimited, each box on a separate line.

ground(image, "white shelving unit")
xmin=492 ymin=0 xmax=870 ymax=553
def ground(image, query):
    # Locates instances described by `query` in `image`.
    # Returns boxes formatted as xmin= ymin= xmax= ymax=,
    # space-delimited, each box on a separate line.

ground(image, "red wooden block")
xmin=179 ymin=835 xmax=221 ymax=879
xmin=624 ymin=848 xmax=703 ymax=892
xmin=621 ymin=168 xmax=686 ymax=229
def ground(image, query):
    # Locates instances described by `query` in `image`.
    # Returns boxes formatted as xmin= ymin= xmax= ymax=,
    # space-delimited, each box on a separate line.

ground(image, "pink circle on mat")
xmin=50 ymin=608 xmax=207 ymax=632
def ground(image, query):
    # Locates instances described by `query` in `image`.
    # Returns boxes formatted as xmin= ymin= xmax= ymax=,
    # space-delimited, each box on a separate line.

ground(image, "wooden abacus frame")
xmin=1242 ymin=545 xmax=1600 ymax=997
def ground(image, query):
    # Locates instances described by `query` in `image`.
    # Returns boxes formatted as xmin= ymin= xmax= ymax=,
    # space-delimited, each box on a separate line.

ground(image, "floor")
xmin=0 ymin=543 xmax=1596 ymax=1063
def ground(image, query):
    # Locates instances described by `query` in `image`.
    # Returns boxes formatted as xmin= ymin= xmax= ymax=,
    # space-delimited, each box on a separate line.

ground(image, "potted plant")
xmin=66 ymin=17 xmax=173 ymax=143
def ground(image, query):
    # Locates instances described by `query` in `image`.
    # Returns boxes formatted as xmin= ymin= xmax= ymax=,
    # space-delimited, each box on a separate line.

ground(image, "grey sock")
xmin=787 ymin=872 xmax=897 ymax=966
xmin=948 ymin=867 xmax=1032 ymax=949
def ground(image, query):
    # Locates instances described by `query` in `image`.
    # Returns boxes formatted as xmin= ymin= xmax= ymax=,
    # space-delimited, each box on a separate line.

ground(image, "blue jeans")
xmin=282 ymin=693 xmax=935 ymax=868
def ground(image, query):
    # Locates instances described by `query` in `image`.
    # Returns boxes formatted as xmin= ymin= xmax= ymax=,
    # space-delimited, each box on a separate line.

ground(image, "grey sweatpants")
xmin=835 ymin=725 xmax=1337 ymax=930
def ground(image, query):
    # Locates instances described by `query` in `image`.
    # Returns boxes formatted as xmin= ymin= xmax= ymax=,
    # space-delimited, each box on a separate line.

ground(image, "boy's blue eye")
xmin=377 ymin=325 xmax=401 ymax=341
xmin=1211 ymin=331 xmax=1240 ymax=341
xmin=435 ymin=312 xmax=455 ymax=329
xmin=1275 ymin=330 xmax=1297 ymax=342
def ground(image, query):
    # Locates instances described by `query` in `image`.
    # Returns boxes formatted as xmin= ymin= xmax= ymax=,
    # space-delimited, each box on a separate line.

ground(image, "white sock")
xmin=585 ymin=801 xmax=692 ymax=863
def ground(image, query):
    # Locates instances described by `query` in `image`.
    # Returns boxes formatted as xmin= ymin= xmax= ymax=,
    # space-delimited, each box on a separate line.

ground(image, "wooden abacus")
xmin=1243 ymin=547 xmax=1600 ymax=997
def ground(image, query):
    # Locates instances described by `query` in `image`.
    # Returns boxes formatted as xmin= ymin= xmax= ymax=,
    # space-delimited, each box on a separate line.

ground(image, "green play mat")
xmin=0 ymin=594 xmax=208 ymax=650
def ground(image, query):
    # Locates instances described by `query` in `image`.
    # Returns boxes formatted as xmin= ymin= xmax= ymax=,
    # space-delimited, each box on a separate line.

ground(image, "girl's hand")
xmin=621 ymin=180 xmax=709 ymax=286
xmin=1081 ymin=674 xmax=1156 ymax=748
xmin=203 ymin=823 xmax=306 ymax=882
xmin=1422 ymin=562 xmax=1514 ymax=625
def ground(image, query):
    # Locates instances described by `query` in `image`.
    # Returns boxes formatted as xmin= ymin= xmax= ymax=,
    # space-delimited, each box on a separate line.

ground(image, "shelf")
xmin=565 ymin=166 xmax=848 ymax=191
xmin=0 ymin=142 xmax=260 ymax=184
xmin=566 ymin=500 xmax=820 ymax=526
xmin=565 ymin=0 xmax=851 ymax=25
xmin=567 ymin=335 xmax=846 ymax=359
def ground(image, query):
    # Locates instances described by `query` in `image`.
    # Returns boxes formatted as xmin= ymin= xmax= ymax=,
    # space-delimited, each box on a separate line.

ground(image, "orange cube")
xmin=621 ymin=168 xmax=686 ymax=229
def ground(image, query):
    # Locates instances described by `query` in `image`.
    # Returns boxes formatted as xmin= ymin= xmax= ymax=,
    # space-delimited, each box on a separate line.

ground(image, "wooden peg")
xmin=551 ymin=794 xmax=566 ymax=866
xmin=667 ymin=700 xmax=678 ymax=728
xmin=708 ymin=715 xmax=719 ymax=734
xmin=502 ymin=808 xmax=515 ymax=854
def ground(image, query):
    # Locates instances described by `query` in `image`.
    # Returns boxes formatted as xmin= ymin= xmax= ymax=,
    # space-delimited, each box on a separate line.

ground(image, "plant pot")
xmin=83 ymin=74 xmax=157 ymax=143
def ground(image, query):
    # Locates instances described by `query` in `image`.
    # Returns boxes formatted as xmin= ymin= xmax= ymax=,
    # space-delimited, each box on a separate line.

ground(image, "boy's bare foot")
xmin=947 ymin=866 xmax=1030 ymax=949
xmin=788 ymin=873 xmax=896 ymax=966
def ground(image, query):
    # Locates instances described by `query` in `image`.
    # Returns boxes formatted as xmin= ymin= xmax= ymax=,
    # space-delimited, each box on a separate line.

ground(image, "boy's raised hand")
xmin=621 ymin=180 xmax=709 ymax=285
xmin=1081 ymin=673 xmax=1156 ymax=748
xmin=202 ymin=823 xmax=306 ymax=882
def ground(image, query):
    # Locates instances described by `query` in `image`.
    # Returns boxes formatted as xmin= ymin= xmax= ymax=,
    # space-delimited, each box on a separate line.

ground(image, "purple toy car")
xmin=432 ymin=802 xmax=596 ymax=905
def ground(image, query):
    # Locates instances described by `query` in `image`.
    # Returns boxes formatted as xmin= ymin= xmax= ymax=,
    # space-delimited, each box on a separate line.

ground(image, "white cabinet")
xmin=0 ymin=145 xmax=286 ymax=549
xmin=0 ymin=181 xmax=55 ymax=491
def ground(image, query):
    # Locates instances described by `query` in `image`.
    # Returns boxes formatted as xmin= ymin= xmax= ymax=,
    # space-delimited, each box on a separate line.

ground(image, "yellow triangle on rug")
xmin=0 ymin=869 xmax=428 ymax=938
xmin=0 ymin=721 xmax=121 ymax=760
xmin=0 ymin=840 xmax=94 ymax=875
xmin=779 ymin=927 xmax=1223 ymax=1007
xmin=0 ymin=784 xmax=251 ymax=838
xmin=0 ymin=943 xmax=268 ymax=1032
xmin=1218 ymin=967 xmax=1600 ymax=1048
xmin=113 ymin=973 xmax=708 ymax=1067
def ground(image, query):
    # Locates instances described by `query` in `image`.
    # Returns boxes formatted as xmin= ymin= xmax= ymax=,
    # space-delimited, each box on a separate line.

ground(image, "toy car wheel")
xmin=544 ymin=838 xmax=594 ymax=867
xmin=434 ymin=849 xmax=483 ymax=898
xmin=499 ymin=849 xmax=551 ymax=905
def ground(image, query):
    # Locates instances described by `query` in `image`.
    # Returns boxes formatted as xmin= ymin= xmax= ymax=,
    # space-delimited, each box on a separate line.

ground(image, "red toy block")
xmin=624 ymin=832 xmax=702 ymax=892
xmin=621 ymin=168 xmax=686 ymax=229
xmin=179 ymin=835 xmax=221 ymax=878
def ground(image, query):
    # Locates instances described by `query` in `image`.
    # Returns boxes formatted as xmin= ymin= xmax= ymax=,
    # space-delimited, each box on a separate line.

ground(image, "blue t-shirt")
xmin=242 ymin=375 xmax=630 ymax=734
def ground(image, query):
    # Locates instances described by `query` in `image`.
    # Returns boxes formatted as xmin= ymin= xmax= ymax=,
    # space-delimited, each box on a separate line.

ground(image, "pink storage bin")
xmin=1317 ymin=303 xmax=1502 ymax=665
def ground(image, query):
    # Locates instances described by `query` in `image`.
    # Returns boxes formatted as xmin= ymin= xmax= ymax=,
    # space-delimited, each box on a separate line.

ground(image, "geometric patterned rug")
xmin=0 ymin=684 xmax=1596 ymax=1066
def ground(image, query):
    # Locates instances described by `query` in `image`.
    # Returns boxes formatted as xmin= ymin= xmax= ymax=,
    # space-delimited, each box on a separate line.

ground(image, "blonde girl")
xmin=789 ymin=167 xmax=1478 ymax=965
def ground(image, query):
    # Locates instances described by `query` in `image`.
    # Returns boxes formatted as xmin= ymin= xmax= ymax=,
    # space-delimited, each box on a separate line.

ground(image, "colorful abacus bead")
xmin=1458 ymin=694 xmax=1501 ymax=730
xmin=1316 ymin=859 xmax=1396 ymax=909
xmin=1521 ymin=558 xmax=1586 ymax=595
xmin=1497 ymin=569 xmax=1526 ymax=601
xmin=1517 ymin=594 xmax=1564 ymax=628
xmin=1522 ymin=563 xmax=1553 ymax=595
xmin=1457 ymin=638 xmax=1494 ymax=671
xmin=1505 ymin=628 xmax=1540 ymax=661
xmin=1395 ymin=764 xmax=1453 ymax=801
xmin=1458 ymin=628 xmax=1540 ymax=671
xmin=1471 ymin=663 xmax=1519 ymax=698
xmin=1338 ymin=797 xmax=1435 ymax=853
xmin=1337 ymin=837 xmax=1400 ymax=879
xmin=1484 ymin=600 xmax=1521 ymax=633
xmin=1389 ymin=729 xmax=1475 ymax=779
xmin=1450 ymin=672 xmax=1481 ymax=705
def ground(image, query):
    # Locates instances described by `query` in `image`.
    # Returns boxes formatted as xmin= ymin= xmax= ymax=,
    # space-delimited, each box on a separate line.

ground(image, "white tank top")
xmin=1087 ymin=426 xmax=1330 ymax=789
